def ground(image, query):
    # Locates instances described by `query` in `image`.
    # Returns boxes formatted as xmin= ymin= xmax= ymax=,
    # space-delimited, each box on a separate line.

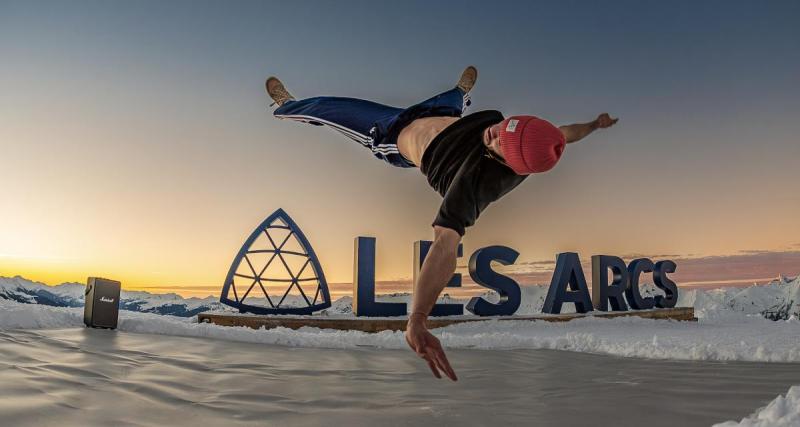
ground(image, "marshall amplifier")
xmin=84 ymin=277 xmax=121 ymax=329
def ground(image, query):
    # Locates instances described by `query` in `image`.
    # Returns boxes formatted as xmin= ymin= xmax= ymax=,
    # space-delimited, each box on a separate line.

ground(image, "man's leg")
xmin=271 ymin=81 xmax=471 ymax=168
xmin=274 ymin=96 xmax=403 ymax=146
xmin=409 ymin=87 xmax=471 ymax=115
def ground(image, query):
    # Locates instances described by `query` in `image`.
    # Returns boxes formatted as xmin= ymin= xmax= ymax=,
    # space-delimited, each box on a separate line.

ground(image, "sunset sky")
xmin=1 ymin=0 xmax=798 ymax=297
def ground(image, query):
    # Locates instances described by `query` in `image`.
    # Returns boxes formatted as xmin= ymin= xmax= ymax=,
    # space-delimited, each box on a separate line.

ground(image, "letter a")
xmin=542 ymin=252 xmax=594 ymax=314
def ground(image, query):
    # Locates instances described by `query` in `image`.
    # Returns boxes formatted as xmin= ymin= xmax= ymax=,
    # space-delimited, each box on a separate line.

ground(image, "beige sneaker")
xmin=265 ymin=76 xmax=295 ymax=107
xmin=456 ymin=66 xmax=478 ymax=93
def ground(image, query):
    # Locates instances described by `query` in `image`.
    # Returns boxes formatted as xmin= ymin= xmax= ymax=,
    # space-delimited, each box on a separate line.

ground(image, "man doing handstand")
xmin=265 ymin=67 xmax=618 ymax=381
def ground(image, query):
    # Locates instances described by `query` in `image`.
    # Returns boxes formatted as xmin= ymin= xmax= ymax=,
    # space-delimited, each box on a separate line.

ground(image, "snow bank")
xmin=679 ymin=275 xmax=800 ymax=320
xmin=714 ymin=386 xmax=800 ymax=427
xmin=0 ymin=299 xmax=83 ymax=329
xmin=120 ymin=310 xmax=800 ymax=362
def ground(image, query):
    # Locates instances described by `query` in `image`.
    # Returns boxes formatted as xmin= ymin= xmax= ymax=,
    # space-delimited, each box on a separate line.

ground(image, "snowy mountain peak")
xmin=0 ymin=276 xmax=225 ymax=317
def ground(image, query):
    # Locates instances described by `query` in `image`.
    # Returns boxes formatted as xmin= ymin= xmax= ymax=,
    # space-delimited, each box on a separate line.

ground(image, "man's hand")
xmin=560 ymin=113 xmax=619 ymax=144
xmin=593 ymin=113 xmax=618 ymax=129
xmin=405 ymin=315 xmax=457 ymax=381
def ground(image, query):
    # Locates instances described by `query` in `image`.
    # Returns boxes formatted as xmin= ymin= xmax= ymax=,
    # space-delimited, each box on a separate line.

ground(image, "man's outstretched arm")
xmin=405 ymin=225 xmax=460 ymax=381
xmin=559 ymin=113 xmax=618 ymax=144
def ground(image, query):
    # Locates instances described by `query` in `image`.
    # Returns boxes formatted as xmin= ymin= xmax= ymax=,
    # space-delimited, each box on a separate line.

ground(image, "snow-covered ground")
xmin=714 ymin=386 xmax=800 ymax=427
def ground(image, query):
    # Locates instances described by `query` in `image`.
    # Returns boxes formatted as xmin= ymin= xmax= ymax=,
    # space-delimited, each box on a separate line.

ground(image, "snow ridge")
xmin=714 ymin=386 xmax=800 ymax=427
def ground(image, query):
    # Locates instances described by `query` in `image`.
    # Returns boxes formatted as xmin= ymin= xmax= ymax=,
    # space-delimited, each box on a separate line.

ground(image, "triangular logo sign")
xmin=220 ymin=208 xmax=331 ymax=315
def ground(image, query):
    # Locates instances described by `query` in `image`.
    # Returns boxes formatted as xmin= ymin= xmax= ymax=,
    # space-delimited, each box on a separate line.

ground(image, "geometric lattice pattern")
xmin=220 ymin=208 xmax=331 ymax=315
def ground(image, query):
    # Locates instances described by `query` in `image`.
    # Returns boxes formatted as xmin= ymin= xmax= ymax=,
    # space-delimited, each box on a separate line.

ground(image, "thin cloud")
xmin=137 ymin=285 xmax=222 ymax=291
xmin=734 ymin=249 xmax=778 ymax=255
xmin=516 ymin=260 xmax=556 ymax=267
xmin=619 ymin=253 xmax=682 ymax=260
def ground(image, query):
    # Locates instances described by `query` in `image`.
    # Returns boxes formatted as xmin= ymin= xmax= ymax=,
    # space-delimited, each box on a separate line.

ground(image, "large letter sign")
xmin=591 ymin=255 xmax=629 ymax=311
xmin=542 ymin=252 xmax=594 ymax=314
xmin=542 ymin=252 xmax=592 ymax=314
xmin=543 ymin=254 xmax=680 ymax=314
xmin=653 ymin=260 xmax=679 ymax=308
xmin=348 ymin=239 xmax=679 ymax=317
xmin=626 ymin=258 xmax=656 ymax=310
xmin=353 ymin=236 xmax=406 ymax=317
xmin=465 ymin=246 xmax=521 ymax=316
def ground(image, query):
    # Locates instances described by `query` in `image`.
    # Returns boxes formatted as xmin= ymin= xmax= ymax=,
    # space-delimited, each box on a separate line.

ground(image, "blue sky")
xmin=1 ymin=0 xmax=798 ymax=294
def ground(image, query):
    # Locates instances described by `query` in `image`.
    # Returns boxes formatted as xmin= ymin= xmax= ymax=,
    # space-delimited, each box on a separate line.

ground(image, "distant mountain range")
xmin=0 ymin=276 xmax=224 ymax=317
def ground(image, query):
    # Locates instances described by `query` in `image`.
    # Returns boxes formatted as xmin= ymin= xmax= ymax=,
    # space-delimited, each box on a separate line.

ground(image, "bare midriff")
xmin=397 ymin=116 xmax=460 ymax=168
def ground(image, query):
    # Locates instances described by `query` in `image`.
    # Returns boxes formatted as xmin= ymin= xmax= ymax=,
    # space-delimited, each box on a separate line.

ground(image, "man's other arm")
xmin=559 ymin=113 xmax=618 ymax=144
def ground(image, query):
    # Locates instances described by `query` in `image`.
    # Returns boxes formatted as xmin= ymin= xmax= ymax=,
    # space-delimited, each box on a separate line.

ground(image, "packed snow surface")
xmin=714 ymin=386 xmax=800 ymax=427
xmin=7 ymin=328 xmax=798 ymax=427
xmin=1 ymin=275 xmax=799 ymax=363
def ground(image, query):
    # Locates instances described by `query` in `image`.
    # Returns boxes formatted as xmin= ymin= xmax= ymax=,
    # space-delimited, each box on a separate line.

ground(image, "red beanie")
xmin=498 ymin=116 xmax=566 ymax=175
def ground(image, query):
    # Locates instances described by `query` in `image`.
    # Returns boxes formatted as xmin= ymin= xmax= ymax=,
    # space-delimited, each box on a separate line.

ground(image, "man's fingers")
xmin=426 ymin=346 xmax=457 ymax=381
xmin=596 ymin=114 xmax=618 ymax=128
xmin=424 ymin=333 xmax=457 ymax=381
xmin=430 ymin=340 xmax=458 ymax=381
xmin=423 ymin=354 xmax=442 ymax=379
xmin=432 ymin=348 xmax=458 ymax=381
xmin=407 ymin=328 xmax=457 ymax=380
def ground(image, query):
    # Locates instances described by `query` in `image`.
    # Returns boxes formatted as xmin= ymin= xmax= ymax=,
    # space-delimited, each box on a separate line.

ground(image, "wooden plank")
xmin=198 ymin=307 xmax=696 ymax=333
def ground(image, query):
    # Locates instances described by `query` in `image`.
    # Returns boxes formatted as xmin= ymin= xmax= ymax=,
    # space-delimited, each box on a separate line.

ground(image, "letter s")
xmin=466 ymin=246 xmax=521 ymax=316
xmin=653 ymin=260 xmax=679 ymax=308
